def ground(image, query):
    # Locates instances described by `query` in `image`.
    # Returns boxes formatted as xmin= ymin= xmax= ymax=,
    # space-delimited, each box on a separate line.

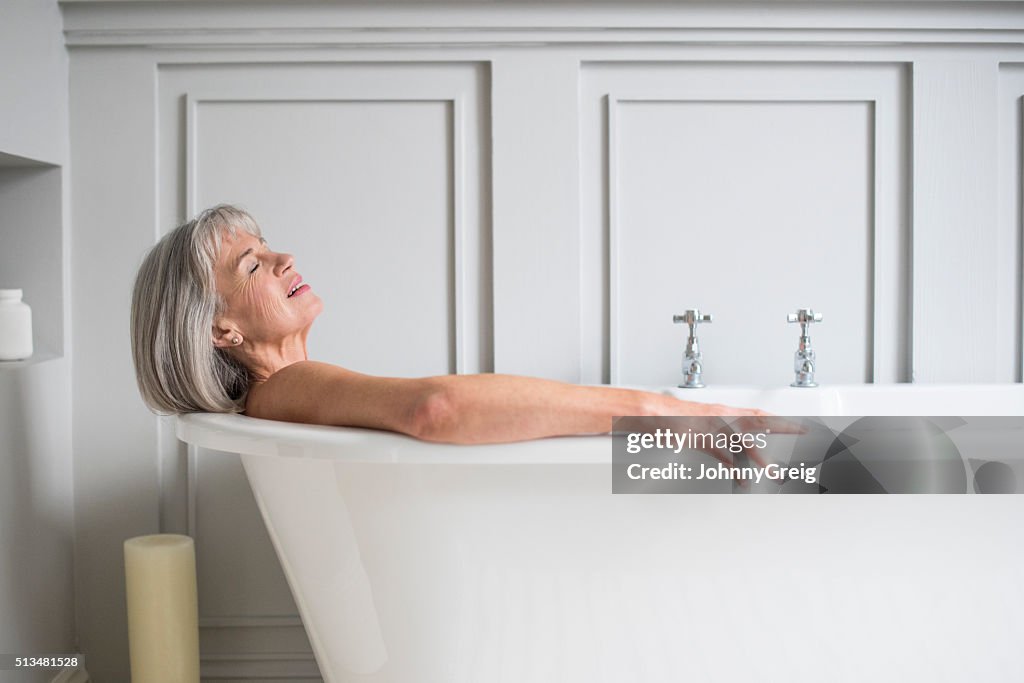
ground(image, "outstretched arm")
xmin=243 ymin=360 xmax=768 ymax=446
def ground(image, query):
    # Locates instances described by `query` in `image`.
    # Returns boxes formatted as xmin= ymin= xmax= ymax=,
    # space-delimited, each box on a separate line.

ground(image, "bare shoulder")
xmin=244 ymin=361 xmax=352 ymax=422
xmin=243 ymin=360 xmax=426 ymax=434
xmin=260 ymin=359 xmax=354 ymax=387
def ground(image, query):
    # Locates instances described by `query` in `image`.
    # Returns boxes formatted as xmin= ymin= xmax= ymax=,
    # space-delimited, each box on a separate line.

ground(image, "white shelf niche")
xmin=0 ymin=150 xmax=63 ymax=361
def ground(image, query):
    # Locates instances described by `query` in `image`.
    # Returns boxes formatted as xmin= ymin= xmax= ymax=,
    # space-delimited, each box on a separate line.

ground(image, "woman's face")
xmin=211 ymin=228 xmax=323 ymax=347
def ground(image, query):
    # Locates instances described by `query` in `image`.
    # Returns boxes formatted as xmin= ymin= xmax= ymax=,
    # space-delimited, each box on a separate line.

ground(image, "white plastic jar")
xmin=0 ymin=289 xmax=33 ymax=361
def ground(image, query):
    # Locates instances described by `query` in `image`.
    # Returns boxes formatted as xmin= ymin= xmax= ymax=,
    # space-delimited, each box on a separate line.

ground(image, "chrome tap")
xmin=672 ymin=309 xmax=712 ymax=388
xmin=787 ymin=308 xmax=823 ymax=387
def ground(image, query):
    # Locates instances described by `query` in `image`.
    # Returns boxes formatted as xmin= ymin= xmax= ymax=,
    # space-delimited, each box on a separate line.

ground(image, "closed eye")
xmin=240 ymin=238 xmax=267 ymax=275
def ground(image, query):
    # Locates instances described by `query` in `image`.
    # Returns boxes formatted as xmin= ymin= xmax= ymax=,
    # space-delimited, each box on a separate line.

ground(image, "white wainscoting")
xmin=63 ymin=2 xmax=1024 ymax=681
xmin=155 ymin=59 xmax=490 ymax=679
xmin=157 ymin=61 xmax=491 ymax=377
xmin=999 ymin=62 xmax=1024 ymax=382
xmin=579 ymin=61 xmax=910 ymax=386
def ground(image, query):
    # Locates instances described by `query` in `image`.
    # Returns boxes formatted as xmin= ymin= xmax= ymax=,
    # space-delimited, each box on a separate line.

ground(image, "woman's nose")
xmin=274 ymin=253 xmax=294 ymax=276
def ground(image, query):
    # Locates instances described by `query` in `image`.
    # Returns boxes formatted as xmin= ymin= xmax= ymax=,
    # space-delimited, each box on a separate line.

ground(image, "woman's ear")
xmin=212 ymin=321 xmax=241 ymax=349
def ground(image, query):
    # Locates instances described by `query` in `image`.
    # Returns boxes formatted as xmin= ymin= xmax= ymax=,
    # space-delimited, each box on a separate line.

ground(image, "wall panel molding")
xmin=199 ymin=616 xmax=320 ymax=681
xmin=998 ymin=62 xmax=1024 ymax=380
xmin=581 ymin=61 xmax=910 ymax=386
xmin=157 ymin=61 xmax=492 ymax=379
xmin=181 ymin=92 xmax=480 ymax=374
xmin=913 ymin=59 xmax=1003 ymax=382
xmin=60 ymin=1 xmax=1024 ymax=49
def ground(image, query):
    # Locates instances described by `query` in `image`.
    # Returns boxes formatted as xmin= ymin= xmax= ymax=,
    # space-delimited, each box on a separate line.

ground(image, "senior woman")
xmin=131 ymin=204 xmax=772 ymax=455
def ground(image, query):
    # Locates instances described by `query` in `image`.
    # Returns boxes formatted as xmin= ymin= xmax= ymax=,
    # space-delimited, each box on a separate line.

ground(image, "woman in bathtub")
xmin=130 ymin=204 xmax=777 ymax=462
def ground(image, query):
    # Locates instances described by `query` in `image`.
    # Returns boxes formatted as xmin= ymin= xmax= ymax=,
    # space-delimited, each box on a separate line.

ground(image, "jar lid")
xmin=0 ymin=289 xmax=23 ymax=300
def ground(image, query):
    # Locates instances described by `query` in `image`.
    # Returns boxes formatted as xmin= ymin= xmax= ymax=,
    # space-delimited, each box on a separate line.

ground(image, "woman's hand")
xmin=627 ymin=394 xmax=804 ymax=468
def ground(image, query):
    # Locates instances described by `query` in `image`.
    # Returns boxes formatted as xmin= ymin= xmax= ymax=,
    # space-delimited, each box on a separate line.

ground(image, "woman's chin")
xmin=303 ymin=295 xmax=325 ymax=324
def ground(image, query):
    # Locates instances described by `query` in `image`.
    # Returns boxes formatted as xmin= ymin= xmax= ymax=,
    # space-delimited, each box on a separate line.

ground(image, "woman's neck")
xmin=236 ymin=334 xmax=310 ymax=383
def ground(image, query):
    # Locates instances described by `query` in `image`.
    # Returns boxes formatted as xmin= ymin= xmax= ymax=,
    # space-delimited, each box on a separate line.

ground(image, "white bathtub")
xmin=177 ymin=384 xmax=1024 ymax=683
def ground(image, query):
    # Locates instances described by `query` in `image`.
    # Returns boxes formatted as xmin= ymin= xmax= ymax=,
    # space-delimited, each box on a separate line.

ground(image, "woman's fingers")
xmin=728 ymin=412 xmax=806 ymax=436
xmin=701 ymin=411 xmax=782 ymax=471
xmin=740 ymin=441 xmax=768 ymax=469
xmin=705 ymin=445 xmax=734 ymax=467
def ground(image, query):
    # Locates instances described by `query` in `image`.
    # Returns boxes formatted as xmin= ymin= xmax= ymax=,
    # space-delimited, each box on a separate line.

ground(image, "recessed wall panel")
xmin=581 ymin=62 xmax=909 ymax=388
xmin=614 ymin=99 xmax=872 ymax=386
xmin=193 ymin=99 xmax=454 ymax=377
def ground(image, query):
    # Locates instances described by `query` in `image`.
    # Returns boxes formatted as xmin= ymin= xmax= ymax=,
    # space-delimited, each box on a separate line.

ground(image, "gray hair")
xmin=130 ymin=204 xmax=263 ymax=414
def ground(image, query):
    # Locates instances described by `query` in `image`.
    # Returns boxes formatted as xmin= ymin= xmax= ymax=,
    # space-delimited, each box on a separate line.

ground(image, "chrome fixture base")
xmin=673 ymin=309 xmax=712 ymax=389
xmin=787 ymin=308 xmax=822 ymax=388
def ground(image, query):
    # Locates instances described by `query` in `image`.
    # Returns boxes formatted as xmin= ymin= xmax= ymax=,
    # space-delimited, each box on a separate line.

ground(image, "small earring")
xmin=232 ymin=337 xmax=241 ymax=345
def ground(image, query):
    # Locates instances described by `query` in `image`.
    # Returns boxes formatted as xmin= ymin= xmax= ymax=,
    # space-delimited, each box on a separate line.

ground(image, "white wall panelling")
xmin=62 ymin=2 xmax=1024 ymax=681
xmin=58 ymin=2 xmax=1024 ymax=50
xmin=491 ymin=53 xmax=583 ymax=379
xmin=154 ymin=59 xmax=491 ymax=679
xmin=913 ymin=59 xmax=1005 ymax=382
xmin=71 ymin=47 xmax=164 ymax=683
xmin=998 ymin=63 xmax=1024 ymax=381
xmin=159 ymin=62 xmax=491 ymax=378
xmin=580 ymin=62 xmax=910 ymax=387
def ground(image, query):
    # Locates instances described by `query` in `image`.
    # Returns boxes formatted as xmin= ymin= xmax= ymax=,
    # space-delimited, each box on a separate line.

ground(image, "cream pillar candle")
xmin=124 ymin=534 xmax=200 ymax=683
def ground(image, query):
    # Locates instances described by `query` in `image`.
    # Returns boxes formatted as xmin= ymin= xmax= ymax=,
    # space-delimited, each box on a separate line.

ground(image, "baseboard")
xmin=51 ymin=664 xmax=90 ymax=683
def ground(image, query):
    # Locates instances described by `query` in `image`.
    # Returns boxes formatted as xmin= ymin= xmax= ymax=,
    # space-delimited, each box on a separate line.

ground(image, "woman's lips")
xmin=286 ymin=275 xmax=308 ymax=298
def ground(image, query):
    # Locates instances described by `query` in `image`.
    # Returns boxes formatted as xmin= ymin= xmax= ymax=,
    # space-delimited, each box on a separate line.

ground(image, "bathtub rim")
xmin=176 ymin=410 xmax=611 ymax=464
xmin=175 ymin=383 xmax=1024 ymax=464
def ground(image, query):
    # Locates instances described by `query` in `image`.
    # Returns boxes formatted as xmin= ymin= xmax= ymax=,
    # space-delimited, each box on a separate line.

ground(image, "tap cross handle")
xmin=673 ymin=309 xmax=713 ymax=337
xmin=787 ymin=308 xmax=822 ymax=336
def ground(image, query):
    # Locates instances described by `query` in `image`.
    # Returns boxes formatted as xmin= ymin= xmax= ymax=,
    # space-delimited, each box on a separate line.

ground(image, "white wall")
xmin=0 ymin=1 xmax=76 ymax=682
xmin=61 ymin=1 xmax=1024 ymax=681
xmin=0 ymin=358 xmax=75 ymax=683
xmin=0 ymin=0 xmax=68 ymax=166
